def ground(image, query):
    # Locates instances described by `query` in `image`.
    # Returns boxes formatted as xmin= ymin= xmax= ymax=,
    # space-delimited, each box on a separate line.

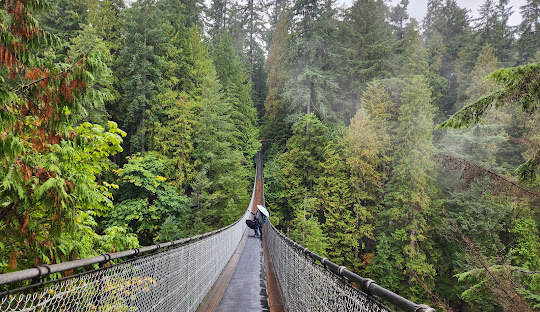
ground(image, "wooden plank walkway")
xmin=215 ymin=229 xmax=269 ymax=312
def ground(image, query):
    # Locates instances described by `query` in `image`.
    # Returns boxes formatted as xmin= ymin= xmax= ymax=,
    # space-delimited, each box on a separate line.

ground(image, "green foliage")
xmin=188 ymin=34 xmax=252 ymax=233
xmin=69 ymin=26 xmax=119 ymax=125
xmin=474 ymin=0 xmax=515 ymax=65
xmin=316 ymin=143 xmax=357 ymax=267
xmin=439 ymin=46 xmax=513 ymax=173
xmin=284 ymin=0 xmax=344 ymax=122
xmin=342 ymin=0 xmax=393 ymax=107
xmin=439 ymin=179 xmax=537 ymax=311
xmin=441 ymin=63 xmax=540 ymax=129
xmin=1 ymin=0 xmax=126 ymax=270
xmin=262 ymin=158 xmax=288 ymax=225
xmin=510 ymin=218 xmax=540 ymax=270
xmin=98 ymin=225 xmax=140 ymax=253
xmin=106 ymin=152 xmax=189 ymax=245
xmin=156 ymin=216 xmax=184 ymax=243
xmin=344 ymin=84 xmax=392 ymax=268
xmin=262 ymin=11 xmax=291 ymax=159
xmin=37 ymin=0 xmax=88 ymax=46
xmin=279 ymin=114 xmax=329 ymax=246
xmin=210 ymin=31 xmax=260 ymax=160
xmin=116 ymin=0 xmax=172 ymax=154
xmin=517 ymin=0 xmax=540 ymax=63
xmin=440 ymin=63 xmax=540 ymax=183
xmin=289 ymin=213 xmax=328 ymax=257
xmin=375 ymin=75 xmax=437 ymax=299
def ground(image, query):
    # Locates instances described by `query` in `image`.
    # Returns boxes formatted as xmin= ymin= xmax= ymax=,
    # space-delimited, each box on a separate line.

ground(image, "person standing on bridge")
xmin=251 ymin=210 xmax=267 ymax=238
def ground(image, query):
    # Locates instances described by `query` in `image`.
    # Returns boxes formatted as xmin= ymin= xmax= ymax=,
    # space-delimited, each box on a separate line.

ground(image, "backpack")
xmin=246 ymin=219 xmax=257 ymax=229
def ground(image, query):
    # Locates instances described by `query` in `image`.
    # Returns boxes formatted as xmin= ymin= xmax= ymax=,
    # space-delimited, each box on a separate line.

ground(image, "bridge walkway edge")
xmin=197 ymin=151 xmax=285 ymax=312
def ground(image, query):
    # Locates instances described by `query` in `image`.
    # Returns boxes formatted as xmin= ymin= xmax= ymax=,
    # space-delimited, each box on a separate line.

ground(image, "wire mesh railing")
xmin=265 ymin=222 xmax=437 ymax=312
xmin=0 ymin=210 xmax=249 ymax=312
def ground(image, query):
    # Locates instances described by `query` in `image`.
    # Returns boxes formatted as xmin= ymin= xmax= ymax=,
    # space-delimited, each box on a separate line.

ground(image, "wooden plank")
xmin=196 ymin=227 xmax=249 ymax=312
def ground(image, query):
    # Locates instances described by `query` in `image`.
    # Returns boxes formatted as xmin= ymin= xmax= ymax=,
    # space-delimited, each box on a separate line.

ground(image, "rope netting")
xmin=0 ymin=211 xmax=249 ymax=312
xmin=265 ymin=222 xmax=392 ymax=312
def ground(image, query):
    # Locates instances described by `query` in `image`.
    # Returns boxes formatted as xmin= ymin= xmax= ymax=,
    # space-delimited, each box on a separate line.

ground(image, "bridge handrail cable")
xmin=266 ymin=222 xmax=436 ymax=312
xmin=0 ymin=212 xmax=248 ymax=288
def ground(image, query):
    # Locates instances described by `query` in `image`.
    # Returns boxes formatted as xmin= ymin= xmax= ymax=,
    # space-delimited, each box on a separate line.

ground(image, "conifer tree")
xmin=152 ymin=26 xmax=199 ymax=191
xmin=206 ymin=0 xmax=230 ymax=38
xmin=280 ymin=114 xmax=329 ymax=249
xmin=284 ymin=0 xmax=343 ymax=122
xmin=262 ymin=10 xmax=291 ymax=158
xmin=474 ymin=0 xmax=515 ymax=65
xmin=372 ymin=76 xmax=437 ymax=298
xmin=210 ymin=31 xmax=260 ymax=160
xmin=440 ymin=46 xmax=510 ymax=172
xmin=86 ymin=0 xmax=125 ymax=43
xmin=238 ymin=0 xmax=270 ymax=120
xmin=1 ymin=0 xmax=125 ymax=269
xmin=116 ymin=0 xmax=171 ymax=155
xmin=188 ymin=31 xmax=251 ymax=231
xmin=315 ymin=142 xmax=356 ymax=267
xmin=390 ymin=0 xmax=409 ymax=40
xmin=38 ymin=0 xmax=88 ymax=43
xmin=68 ymin=26 xmax=118 ymax=126
xmin=342 ymin=0 xmax=393 ymax=116
xmin=344 ymin=84 xmax=392 ymax=271
xmin=517 ymin=0 xmax=540 ymax=63
xmin=423 ymin=0 xmax=471 ymax=114
xmin=157 ymin=0 xmax=203 ymax=30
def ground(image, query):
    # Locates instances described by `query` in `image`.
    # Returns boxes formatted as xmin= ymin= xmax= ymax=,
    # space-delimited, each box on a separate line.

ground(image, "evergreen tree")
xmin=423 ymin=0 xmax=472 ymax=115
xmin=210 ymin=31 xmax=260 ymax=160
xmin=474 ymin=0 xmax=515 ymax=65
xmin=284 ymin=0 xmax=343 ymax=122
xmin=0 ymin=0 xmax=125 ymax=269
xmin=441 ymin=180 xmax=533 ymax=312
xmin=425 ymin=29 xmax=450 ymax=119
xmin=280 ymin=114 xmax=329 ymax=247
xmin=116 ymin=0 xmax=171 ymax=155
xmin=38 ymin=0 xmax=88 ymax=43
xmin=157 ymin=0 xmax=203 ymax=30
xmin=315 ymin=142 xmax=356 ymax=267
xmin=237 ymin=0 xmax=270 ymax=120
xmin=262 ymin=10 xmax=291 ymax=158
xmin=397 ymin=19 xmax=429 ymax=77
xmin=440 ymin=46 xmax=510 ymax=172
xmin=517 ymin=0 xmax=540 ymax=63
xmin=86 ymin=0 xmax=125 ymax=43
xmin=151 ymin=26 xmax=201 ymax=191
xmin=206 ymin=0 xmax=230 ymax=38
xmin=342 ymin=0 xmax=393 ymax=116
xmin=372 ymin=76 xmax=437 ymax=299
xmin=440 ymin=62 xmax=540 ymax=183
xmin=344 ymin=84 xmax=392 ymax=271
xmin=188 ymin=32 xmax=251 ymax=232
xmin=390 ymin=0 xmax=409 ymax=40
xmin=68 ymin=26 xmax=118 ymax=125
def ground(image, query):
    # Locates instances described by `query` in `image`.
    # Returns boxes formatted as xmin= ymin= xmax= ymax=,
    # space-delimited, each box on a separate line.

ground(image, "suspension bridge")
xmin=0 ymin=152 xmax=435 ymax=312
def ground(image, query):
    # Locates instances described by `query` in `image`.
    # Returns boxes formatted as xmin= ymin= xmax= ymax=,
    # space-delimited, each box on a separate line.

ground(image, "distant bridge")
xmin=0 ymin=152 xmax=435 ymax=312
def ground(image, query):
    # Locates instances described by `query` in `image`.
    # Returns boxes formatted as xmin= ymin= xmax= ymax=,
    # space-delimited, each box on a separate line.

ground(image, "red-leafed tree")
xmin=0 ymin=0 xmax=126 ymax=272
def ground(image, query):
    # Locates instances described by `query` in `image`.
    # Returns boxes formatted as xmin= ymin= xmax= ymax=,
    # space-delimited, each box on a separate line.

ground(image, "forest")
xmin=1 ymin=0 xmax=540 ymax=311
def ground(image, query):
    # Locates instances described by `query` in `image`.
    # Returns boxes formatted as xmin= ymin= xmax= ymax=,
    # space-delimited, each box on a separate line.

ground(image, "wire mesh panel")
xmin=0 ymin=211 xmax=249 ymax=312
xmin=265 ymin=223 xmax=393 ymax=312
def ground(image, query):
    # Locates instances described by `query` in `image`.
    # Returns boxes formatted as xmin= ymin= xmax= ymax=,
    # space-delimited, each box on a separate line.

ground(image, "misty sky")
xmin=340 ymin=0 xmax=526 ymax=27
